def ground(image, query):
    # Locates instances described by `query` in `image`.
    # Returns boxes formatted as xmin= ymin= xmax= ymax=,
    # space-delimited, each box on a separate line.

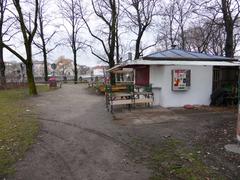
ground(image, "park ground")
xmin=0 ymin=85 xmax=50 ymax=178
xmin=1 ymin=84 xmax=240 ymax=179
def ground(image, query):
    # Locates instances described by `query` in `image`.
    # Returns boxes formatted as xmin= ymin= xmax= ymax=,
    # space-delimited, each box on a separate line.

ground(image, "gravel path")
xmin=9 ymin=84 xmax=151 ymax=180
xmin=9 ymin=84 xmax=239 ymax=179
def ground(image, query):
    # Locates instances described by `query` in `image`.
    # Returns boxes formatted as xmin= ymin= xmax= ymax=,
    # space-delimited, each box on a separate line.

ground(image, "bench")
xmin=134 ymin=98 xmax=154 ymax=104
xmin=109 ymin=99 xmax=133 ymax=113
xmin=104 ymin=84 xmax=154 ymax=113
xmin=107 ymin=95 xmax=154 ymax=113
xmin=111 ymin=99 xmax=133 ymax=105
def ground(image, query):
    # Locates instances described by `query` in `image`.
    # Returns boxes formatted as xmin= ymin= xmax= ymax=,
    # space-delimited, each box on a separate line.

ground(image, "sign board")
xmin=51 ymin=63 xmax=57 ymax=70
xmin=172 ymin=69 xmax=191 ymax=91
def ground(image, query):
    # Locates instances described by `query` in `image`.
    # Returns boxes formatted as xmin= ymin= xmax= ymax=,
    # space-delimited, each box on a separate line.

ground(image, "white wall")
xmin=150 ymin=65 xmax=213 ymax=107
xmin=150 ymin=66 xmax=165 ymax=106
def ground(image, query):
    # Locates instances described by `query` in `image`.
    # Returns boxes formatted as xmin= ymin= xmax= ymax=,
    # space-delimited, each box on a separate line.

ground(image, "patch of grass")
xmin=0 ymin=85 xmax=50 ymax=178
xmin=150 ymin=138 xmax=225 ymax=180
xmin=36 ymin=84 xmax=51 ymax=93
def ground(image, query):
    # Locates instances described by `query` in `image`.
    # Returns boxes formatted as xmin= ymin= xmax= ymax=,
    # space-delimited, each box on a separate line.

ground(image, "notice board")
xmin=172 ymin=69 xmax=191 ymax=91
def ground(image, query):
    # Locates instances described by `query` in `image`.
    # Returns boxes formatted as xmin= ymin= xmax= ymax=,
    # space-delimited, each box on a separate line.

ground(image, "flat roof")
xmin=144 ymin=49 xmax=238 ymax=61
xmin=124 ymin=60 xmax=240 ymax=66
xmin=107 ymin=60 xmax=240 ymax=72
xmin=108 ymin=50 xmax=240 ymax=72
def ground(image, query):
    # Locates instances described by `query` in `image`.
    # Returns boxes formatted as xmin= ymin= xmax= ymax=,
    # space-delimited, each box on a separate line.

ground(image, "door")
xmin=135 ymin=66 xmax=149 ymax=86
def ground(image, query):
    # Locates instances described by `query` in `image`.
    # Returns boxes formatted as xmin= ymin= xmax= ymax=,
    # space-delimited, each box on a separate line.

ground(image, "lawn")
xmin=0 ymin=85 xmax=50 ymax=178
xmin=150 ymin=138 xmax=225 ymax=180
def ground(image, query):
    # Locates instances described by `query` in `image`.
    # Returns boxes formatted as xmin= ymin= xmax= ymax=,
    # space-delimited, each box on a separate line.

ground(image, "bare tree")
xmin=123 ymin=0 xmax=159 ymax=59
xmin=159 ymin=0 xmax=179 ymax=49
xmin=55 ymin=56 xmax=73 ymax=76
xmin=184 ymin=18 xmax=225 ymax=55
xmin=81 ymin=0 xmax=120 ymax=84
xmin=184 ymin=25 xmax=209 ymax=53
xmin=174 ymin=0 xmax=194 ymax=50
xmin=0 ymin=0 xmax=7 ymax=86
xmin=195 ymin=0 xmax=240 ymax=57
xmin=208 ymin=20 xmax=226 ymax=56
xmin=2 ymin=0 xmax=39 ymax=95
xmin=34 ymin=0 xmax=58 ymax=82
xmin=59 ymin=0 xmax=85 ymax=84
xmin=158 ymin=0 xmax=194 ymax=50
xmin=221 ymin=0 xmax=240 ymax=57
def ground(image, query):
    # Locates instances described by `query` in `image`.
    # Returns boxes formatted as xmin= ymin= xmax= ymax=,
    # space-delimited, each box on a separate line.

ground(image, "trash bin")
xmin=48 ymin=77 xmax=57 ymax=88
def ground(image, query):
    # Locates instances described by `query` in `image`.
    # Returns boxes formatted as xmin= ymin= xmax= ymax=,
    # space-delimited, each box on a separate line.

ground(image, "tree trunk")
xmin=180 ymin=26 xmax=186 ymax=50
xmin=109 ymin=57 xmax=115 ymax=85
xmin=134 ymin=29 xmax=145 ymax=60
xmin=43 ymin=47 xmax=48 ymax=82
xmin=221 ymin=0 xmax=234 ymax=58
xmin=115 ymin=17 xmax=120 ymax=64
xmin=109 ymin=56 xmax=116 ymax=85
xmin=39 ymin=13 xmax=48 ymax=82
xmin=73 ymin=50 xmax=78 ymax=84
xmin=224 ymin=28 xmax=234 ymax=57
xmin=0 ymin=45 xmax=5 ymax=86
xmin=26 ymin=62 xmax=37 ymax=95
xmin=135 ymin=38 xmax=141 ymax=60
xmin=116 ymin=27 xmax=120 ymax=64
xmin=0 ymin=1 xmax=6 ymax=87
xmin=110 ymin=72 xmax=115 ymax=85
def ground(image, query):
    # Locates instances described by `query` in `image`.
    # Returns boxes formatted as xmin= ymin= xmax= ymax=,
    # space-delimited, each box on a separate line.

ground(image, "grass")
xmin=0 ymin=85 xmax=51 ymax=178
xmin=150 ymin=138 xmax=225 ymax=180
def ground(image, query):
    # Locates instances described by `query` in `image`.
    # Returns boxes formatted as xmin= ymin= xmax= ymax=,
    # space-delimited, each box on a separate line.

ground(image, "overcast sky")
xmin=3 ymin=0 xmax=240 ymax=66
xmin=3 ymin=0 xmax=160 ymax=67
xmin=3 ymin=0 xmax=105 ymax=67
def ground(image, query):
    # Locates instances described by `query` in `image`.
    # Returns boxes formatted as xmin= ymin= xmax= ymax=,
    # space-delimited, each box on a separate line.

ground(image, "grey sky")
xmin=3 ymin=0 xmax=240 ymax=66
xmin=3 ymin=0 xmax=102 ymax=67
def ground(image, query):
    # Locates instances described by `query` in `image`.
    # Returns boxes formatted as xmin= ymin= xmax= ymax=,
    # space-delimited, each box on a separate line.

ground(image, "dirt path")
xmin=9 ymin=84 xmax=151 ymax=180
xmin=8 ymin=84 xmax=240 ymax=179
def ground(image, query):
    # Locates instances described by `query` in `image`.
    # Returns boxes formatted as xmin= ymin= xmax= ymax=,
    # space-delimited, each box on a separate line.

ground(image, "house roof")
xmin=144 ymin=49 xmax=238 ymax=61
xmin=107 ymin=50 xmax=240 ymax=72
xmin=122 ymin=60 xmax=240 ymax=67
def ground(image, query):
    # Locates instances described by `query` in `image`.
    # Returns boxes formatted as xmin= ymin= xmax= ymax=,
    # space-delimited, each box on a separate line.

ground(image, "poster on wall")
xmin=172 ymin=69 xmax=191 ymax=91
